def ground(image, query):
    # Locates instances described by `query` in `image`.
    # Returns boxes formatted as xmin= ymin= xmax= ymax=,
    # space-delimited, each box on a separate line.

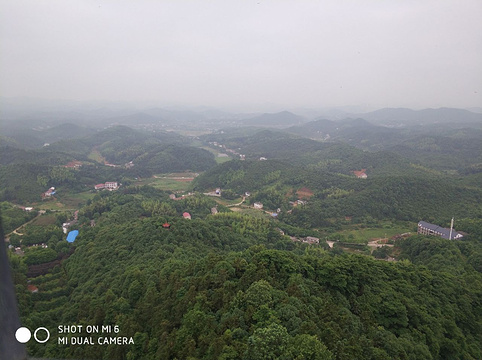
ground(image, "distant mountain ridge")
xmin=241 ymin=111 xmax=307 ymax=127
xmin=353 ymin=107 xmax=482 ymax=126
xmin=286 ymin=115 xmax=482 ymax=170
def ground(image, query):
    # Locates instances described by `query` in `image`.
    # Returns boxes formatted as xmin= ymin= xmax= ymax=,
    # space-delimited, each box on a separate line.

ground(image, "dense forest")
xmin=7 ymin=188 xmax=482 ymax=359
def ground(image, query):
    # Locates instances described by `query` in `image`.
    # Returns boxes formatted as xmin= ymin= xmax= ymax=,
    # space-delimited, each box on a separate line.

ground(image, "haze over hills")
xmin=240 ymin=111 xmax=307 ymax=128
xmin=2 ymin=97 xmax=482 ymax=130
xmin=351 ymin=107 xmax=482 ymax=127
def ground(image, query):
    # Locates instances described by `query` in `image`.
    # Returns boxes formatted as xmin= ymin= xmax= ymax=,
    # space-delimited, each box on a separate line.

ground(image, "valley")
xmin=2 ymin=105 xmax=482 ymax=359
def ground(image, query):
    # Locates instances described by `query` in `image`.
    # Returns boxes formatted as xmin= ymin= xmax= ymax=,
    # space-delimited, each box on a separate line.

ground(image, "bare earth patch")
xmin=296 ymin=187 xmax=314 ymax=199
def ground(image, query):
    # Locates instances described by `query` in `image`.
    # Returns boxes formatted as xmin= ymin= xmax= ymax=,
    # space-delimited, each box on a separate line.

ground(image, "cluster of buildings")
xmin=208 ymin=141 xmax=246 ymax=160
xmin=290 ymin=236 xmax=320 ymax=244
xmin=64 ymin=161 xmax=82 ymax=169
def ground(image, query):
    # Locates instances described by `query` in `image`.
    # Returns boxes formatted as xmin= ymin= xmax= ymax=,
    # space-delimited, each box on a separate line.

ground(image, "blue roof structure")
xmin=66 ymin=230 xmax=79 ymax=243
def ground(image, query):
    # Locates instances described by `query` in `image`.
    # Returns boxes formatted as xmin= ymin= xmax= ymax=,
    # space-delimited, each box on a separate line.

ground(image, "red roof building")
xmin=27 ymin=285 xmax=39 ymax=293
xmin=353 ymin=169 xmax=368 ymax=178
xmin=162 ymin=223 xmax=171 ymax=229
xmin=183 ymin=212 xmax=191 ymax=220
xmin=64 ymin=161 xmax=82 ymax=168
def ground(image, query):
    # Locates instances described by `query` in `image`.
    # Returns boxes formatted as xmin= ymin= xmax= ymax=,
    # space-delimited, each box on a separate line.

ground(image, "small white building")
xmin=254 ymin=202 xmax=263 ymax=209
xmin=304 ymin=237 xmax=320 ymax=244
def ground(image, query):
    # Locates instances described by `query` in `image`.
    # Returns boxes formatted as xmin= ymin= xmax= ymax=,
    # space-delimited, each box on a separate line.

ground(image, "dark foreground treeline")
xmin=9 ymin=189 xmax=482 ymax=360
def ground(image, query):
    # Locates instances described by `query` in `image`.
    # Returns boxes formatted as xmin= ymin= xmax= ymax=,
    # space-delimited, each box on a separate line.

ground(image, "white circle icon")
xmin=15 ymin=327 xmax=31 ymax=343
xmin=34 ymin=327 xmax=50 ymax=343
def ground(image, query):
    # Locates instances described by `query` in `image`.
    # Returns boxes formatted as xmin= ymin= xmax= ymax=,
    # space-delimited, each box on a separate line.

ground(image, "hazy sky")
xmin=1 ymin=0 xmax=481 ymax=111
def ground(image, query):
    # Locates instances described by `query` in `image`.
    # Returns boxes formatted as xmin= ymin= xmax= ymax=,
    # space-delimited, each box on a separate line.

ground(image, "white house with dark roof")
xmin=417 ymin=221 xmax=463 ymax=240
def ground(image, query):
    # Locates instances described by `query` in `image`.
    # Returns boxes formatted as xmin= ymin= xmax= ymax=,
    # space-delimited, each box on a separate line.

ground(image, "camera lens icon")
xmin=16 ymin=327 xmax=50 ymax=343
xmin=15 ymin=327 xmax=31 ymax=343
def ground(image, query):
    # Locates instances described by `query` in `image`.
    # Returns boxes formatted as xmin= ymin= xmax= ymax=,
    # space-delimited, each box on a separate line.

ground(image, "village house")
xmin=64 ymin=161 xmax=82 ymax=169
xmin=417 ymin=221 xmax=463 ymax=240
xmin=253 ymin=202 xmax=263 ymax=209
xmin=94 ymin=182 xmax=119 ymax=190
xmin=44 ymin=187 xmax=56 ymax=197
xmin=105 ymin=182 xmax=119 ymax=190
xmin=62 ymin=221 xmax=74 ymax=234
xmin=27 ymin=285 xmax=39 ymax=293
xmin=183 ymin=212 xmax=192 ymax=220
xmin=62 ymin=211 xmax=79 ymax=233
xmin=304 ymin=237 xmax=320 ymax=244
xmin=353 ymin=169 xmax=368 ymax=179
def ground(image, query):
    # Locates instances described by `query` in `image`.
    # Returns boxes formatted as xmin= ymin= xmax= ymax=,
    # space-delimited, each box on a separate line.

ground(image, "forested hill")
xmin=47 ymin=125 xmax=217 ymax=172
xmin=286 ymin=118 xmax=403 ymax=147
xmin=0 ymin=123 xmax=98 ymax=150
xmin=240 ymin=111 xmax=307 ymax=127
xmin=46 ymin=125 xmax=186 ymax=163
xmin=10 ymin=188 xmax=482 ymax=359
xmin=193 ymin=159 xmax=481 ymax=224
xmin=0 ymin=126 xmax=216 ymax=203
xmin=287 ymin=118 xmax=482 ymax=171
xmin=202 ymin=128 xmax=432 ymax=176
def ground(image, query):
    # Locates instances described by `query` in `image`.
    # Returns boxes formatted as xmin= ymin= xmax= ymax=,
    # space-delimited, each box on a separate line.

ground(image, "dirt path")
xmin=227 ymin=196 xmax=246 ymax=207
xmin=367 ymin=239 xmax=394 ymax=249
xmin=4 ymin=212 xmax=43 ymax=241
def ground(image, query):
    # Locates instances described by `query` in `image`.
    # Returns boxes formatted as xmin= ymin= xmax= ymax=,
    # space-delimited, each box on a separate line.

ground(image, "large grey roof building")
xmin=417 ymin=221 xmax=463 ymax=240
